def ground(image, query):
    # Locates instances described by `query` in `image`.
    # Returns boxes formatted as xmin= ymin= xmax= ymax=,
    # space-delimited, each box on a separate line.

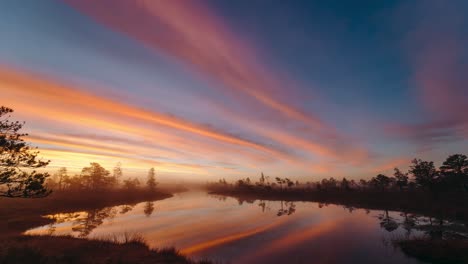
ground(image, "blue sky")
xmin=1 ymin=0 xmax=467 ymax=181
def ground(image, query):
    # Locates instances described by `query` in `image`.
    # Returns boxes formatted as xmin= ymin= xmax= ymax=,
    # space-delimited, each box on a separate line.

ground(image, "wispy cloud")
xmin=4 ymin=0 xmax=465 ymax=180
xmin=388 ymin=0 xmax=468 ymax=147
xmin=1 ymin=68 xmax=293 ymax=177
xmin=64 ymin=0 xmax=338 ymax=136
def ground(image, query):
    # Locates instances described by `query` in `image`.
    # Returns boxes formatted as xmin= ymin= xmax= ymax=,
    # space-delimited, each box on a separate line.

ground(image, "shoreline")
xmin=0 ymin=188 xmax=215 ymax=264
xmin=209 ymin=188 xmax=468 ymax=263
xmin=1 ymin=234 xmax=211 ymax=264
xmin=1 ymin=189 xmax=174 ymax=237
xmin=208 ymin=188 xmax=468 ymax=222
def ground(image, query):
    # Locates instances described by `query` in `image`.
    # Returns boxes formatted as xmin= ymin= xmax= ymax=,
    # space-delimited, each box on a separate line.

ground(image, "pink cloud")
xmin=387 ymin=0 xmax=468 ymax=145
xmin=64 ymin=0 xmax=337 ymax=137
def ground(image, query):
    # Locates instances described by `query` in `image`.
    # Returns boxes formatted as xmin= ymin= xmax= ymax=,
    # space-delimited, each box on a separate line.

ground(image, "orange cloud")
xmin=2 ymin=68 xmax=303 ymax=177
xmin=2 ymin=66 xmax=375 ymax=180
xmin=39 ymin=147 xmax=217 ymax=176
xmin=0 ymin=69 xmax=280 ymax=155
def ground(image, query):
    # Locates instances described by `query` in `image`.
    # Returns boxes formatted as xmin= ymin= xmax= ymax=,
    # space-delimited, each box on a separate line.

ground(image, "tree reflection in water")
xmin=378 ymin=210 xmax=399 ymax=232
xmin=45 ymin=203 xmax=142 ymax=237
xmin=276 ymin=201 xmax=296 ymax=216
xmin=209 ymin=194 xmax=297 ymax=217
xmin=258 ymin=200 xmax=271 ymax=213
xmin=144 ymin=201 xmax=155 ymax=217
xmin=403 ymin=215 xmax=468 ymax=240
xmin=309 ymin=202 xmax=468 ymax=240
xmin=72 ymin=207 xmax=118 ymax=237
xmin=119 ymin=204 xmax=136 ymax=215
xmin=45 ymin=212 xmax=81 ymax=236
xmin=212 ymin=194 xmax=468 ymax=241
xmin=42 ymin=194 xmax=468 ymax=262
xmin=373 ymin=210 xmax=468 ymax=240
xmin=388 ymin=212 xmax=468 ymax=263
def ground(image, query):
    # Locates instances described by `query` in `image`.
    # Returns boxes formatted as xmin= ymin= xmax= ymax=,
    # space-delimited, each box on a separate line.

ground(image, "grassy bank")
xmin=0 ymin=189 xmax=173 ymax=237
xmin=0 ymin=234 xmax=211 ymax=264
xmin=0 ymin=188 xmax=217 ymax=263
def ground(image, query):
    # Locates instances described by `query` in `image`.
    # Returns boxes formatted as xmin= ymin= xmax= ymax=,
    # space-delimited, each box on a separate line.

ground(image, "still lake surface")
xmin=26 ymin=191 xmax=435 ymax=263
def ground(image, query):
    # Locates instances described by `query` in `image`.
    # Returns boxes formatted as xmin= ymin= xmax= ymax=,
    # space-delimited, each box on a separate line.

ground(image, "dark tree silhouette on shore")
xmin=394 ymin=168 xmax=409 ymax=191
xmin=370 ymin=174 xmax=392 ymax=192
xmin=0 ymin=106 xmax=50 ymax=198
xmin=440 ymin=154 xmax=468 ymax=192
xmin=409 ymin=159 xmax=439 ymax=194
xmin=113 ymin=162 xmax=123 ymax=186
xmin=275 ymin=177 xmax=284 ymax=190
xmin=146 ymin=167 xmax=158 ymax=191
xmin=341 ymin=177 xmax=351 ymax=191
xmin=207 ymin=153 xmax=468 ymax=217
xmin=123 ymin=177 xmax=140 ymax=190
xmin=81 ymin=163 xmax=117 ymax=190
xmin=51 ymin=167 xmax=68 ymax=191
xmin=379 ymin=210 xmax=398 ymax=232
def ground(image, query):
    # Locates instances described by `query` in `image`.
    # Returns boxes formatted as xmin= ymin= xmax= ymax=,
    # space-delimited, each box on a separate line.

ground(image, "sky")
xmin=0 ymin=0 xmax=467 ymax=182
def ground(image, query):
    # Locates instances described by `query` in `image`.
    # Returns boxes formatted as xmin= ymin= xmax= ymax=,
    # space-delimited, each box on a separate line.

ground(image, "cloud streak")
xmin=1 ymin=65 xmax=374 ymax=179
xmin=1 ymin=68 xmax=296 ymax=177
xmin=64 ymin=0 xmax=337 ymax=136
xmin=5 ymin=0 xmax=464 ymax=180
xmin=388 ymin=0 xmax=468 ymax=147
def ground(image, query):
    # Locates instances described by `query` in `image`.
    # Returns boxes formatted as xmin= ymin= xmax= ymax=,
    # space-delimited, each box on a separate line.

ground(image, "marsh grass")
xmin=0 ymin=189 xmax=216 ymax=263
xmin=94 ymin=231 xmax=148 ymax=246
xmin=0 ymin=233 xmax=213 ymax=264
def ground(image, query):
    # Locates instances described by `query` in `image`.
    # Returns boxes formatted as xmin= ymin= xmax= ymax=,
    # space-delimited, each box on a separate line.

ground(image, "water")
xmin=26 ymin=191 xmax=446 ymax=263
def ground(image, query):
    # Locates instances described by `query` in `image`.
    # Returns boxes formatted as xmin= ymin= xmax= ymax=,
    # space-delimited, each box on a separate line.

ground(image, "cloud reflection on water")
xmin=26 ymin=191 xmax=464 ymax=264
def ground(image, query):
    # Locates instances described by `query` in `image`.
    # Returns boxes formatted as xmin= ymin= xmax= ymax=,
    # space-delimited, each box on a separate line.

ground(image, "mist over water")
xmin=26 ymin=191 xmax=434 ymax=264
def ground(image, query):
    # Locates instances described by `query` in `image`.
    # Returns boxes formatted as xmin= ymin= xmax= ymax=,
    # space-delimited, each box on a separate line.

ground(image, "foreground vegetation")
xmin=397 ymin=239 xmax=468 ymax=264
xmin=0 ymin=188 xmax=171 ymax=237
xmin=1 ymin=106 xmax=209 ymax=263
xmin=0 ymin=164 xmax=203 ymax=263
xmin=0 ymin=234 xmax=211 ymax=264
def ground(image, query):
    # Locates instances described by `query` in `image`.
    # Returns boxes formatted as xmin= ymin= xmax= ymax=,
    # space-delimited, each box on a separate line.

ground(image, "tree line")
xmin=211 ymin=154 xmax=468 ymax=195
xmin=1 ymin=105 xmax=159 ymax=197
xmin=46 ymin=163 xmax=159 ymax=192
